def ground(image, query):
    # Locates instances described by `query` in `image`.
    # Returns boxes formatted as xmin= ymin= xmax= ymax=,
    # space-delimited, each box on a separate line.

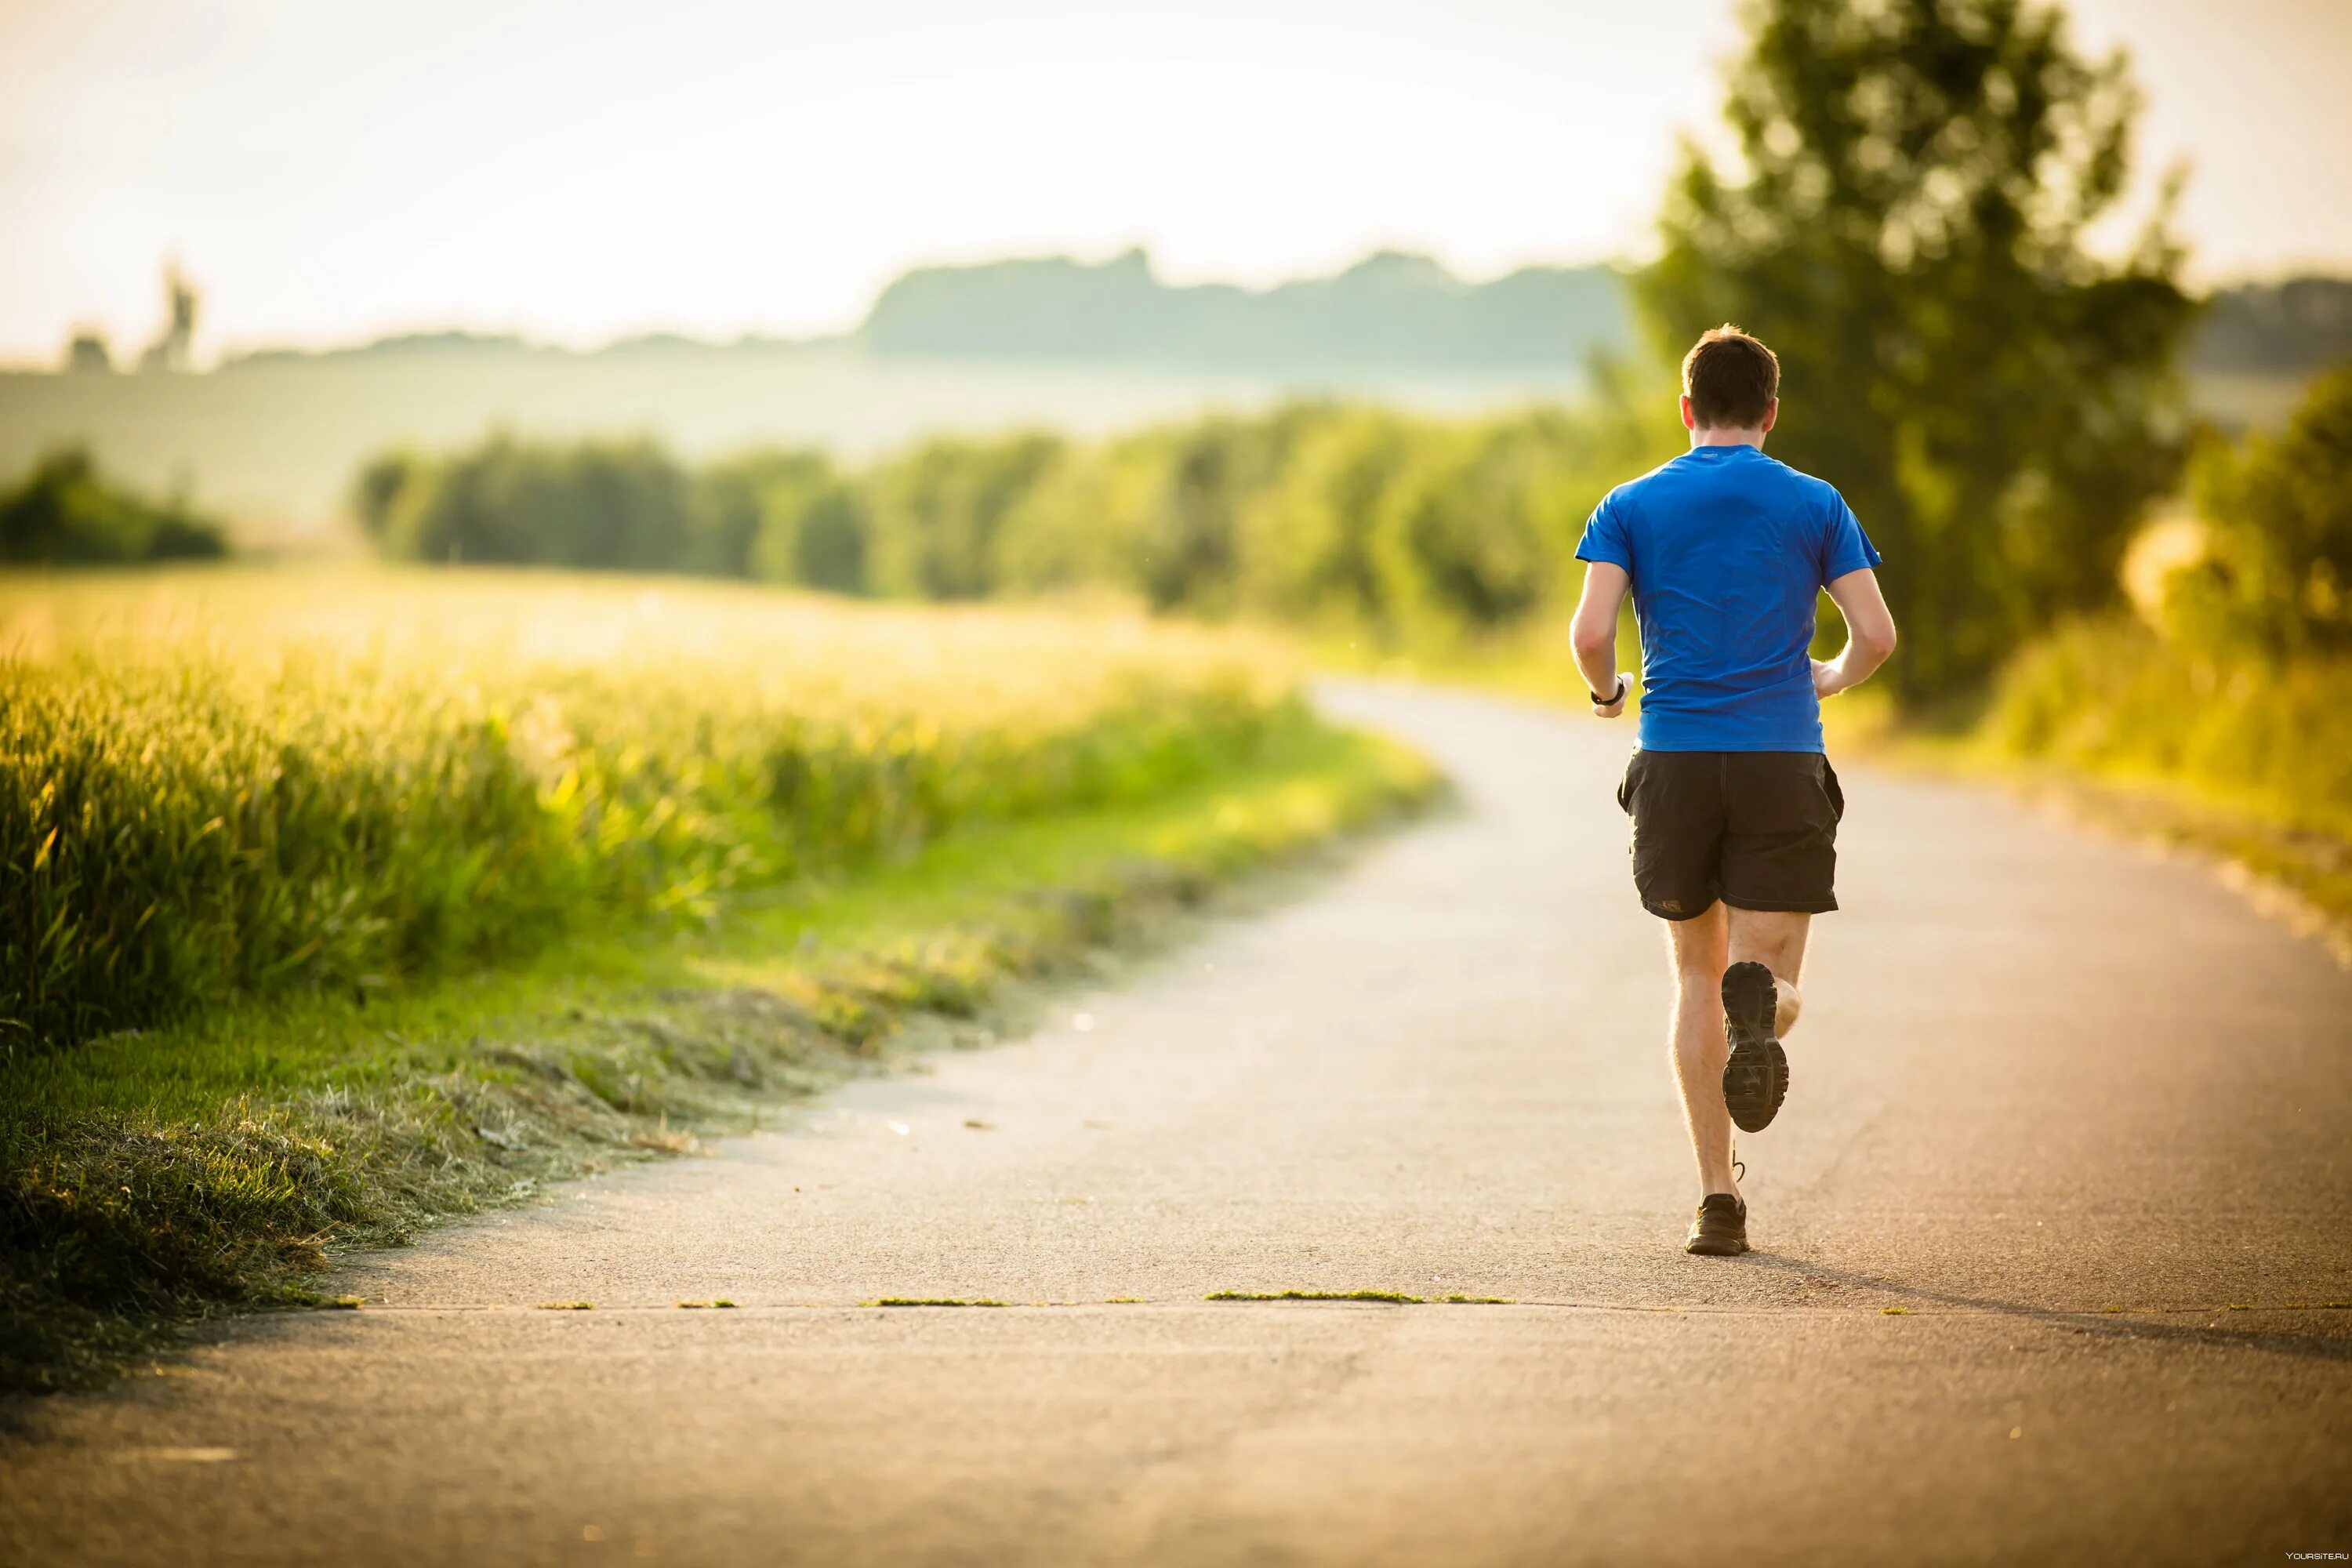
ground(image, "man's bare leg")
xmin=1665 ymin=902 xmax=1739 ymax=1199
xmin=1725 ymin=906 xmax=1809 ymax=1033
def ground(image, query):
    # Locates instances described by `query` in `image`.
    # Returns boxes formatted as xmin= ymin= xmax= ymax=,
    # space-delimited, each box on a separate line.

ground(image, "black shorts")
xmin=1613 ymin=750 xmax=1845 ymax=920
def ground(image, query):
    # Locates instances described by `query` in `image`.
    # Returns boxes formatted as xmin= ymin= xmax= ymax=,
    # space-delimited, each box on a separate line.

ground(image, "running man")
xmin=1569 ymin=325 xmax=1897 ymax=1258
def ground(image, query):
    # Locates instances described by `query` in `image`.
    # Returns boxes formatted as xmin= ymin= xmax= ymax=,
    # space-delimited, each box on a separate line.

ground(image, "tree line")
xmin=351 ymin=386 xmax=1671 ymax=647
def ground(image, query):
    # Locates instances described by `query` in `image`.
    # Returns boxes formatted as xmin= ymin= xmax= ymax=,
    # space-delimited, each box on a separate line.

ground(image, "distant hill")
xmin=220 ymin=328 xmax=816 ymax=368
xmin=10 ymin=255 xmax=2347 ymax=536
xmin=2188 ymin=276 xmax=2352 ymax=374
xmin=858 ymin=249 xmax=1637 ymax=370
xmin=228 ymin=330 xmax=546 ymax=365
xmin=852 ymin=252 xmax=2352 ymax=379
xmin=171 ymin=258 xmax=2352 ymax=381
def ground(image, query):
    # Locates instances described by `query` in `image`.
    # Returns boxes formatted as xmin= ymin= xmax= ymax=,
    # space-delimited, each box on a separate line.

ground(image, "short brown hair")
xmin=1682 ymin=325 xmax=1780 ymax=428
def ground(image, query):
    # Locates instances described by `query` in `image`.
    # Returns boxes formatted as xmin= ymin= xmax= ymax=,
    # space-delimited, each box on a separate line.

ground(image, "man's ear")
xmin=1760 ymin=399 xmax=1779 ymax=434
xmin=1679 ymin=394 xmax=1697 ymax=431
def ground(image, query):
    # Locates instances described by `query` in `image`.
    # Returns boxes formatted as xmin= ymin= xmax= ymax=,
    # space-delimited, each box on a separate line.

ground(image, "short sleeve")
xmin=1821 ymin=492 xmax=1882 ymax=583
xmin=1576 ymin=490 xmax=1633 ymax=572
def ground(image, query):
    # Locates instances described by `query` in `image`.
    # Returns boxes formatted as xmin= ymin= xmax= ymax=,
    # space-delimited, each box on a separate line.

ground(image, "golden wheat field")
xmin=0 ymin=567 xmax=1302 ymax=1054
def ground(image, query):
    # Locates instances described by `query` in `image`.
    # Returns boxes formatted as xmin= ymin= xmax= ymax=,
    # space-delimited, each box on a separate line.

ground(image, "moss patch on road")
xmin=1207 ymin=1289 xmax=1427 ymax=1304
xmin=864 ymin=1298 xmax=1011 ymax=1308
xmin=1 ymin=720 xmax=1436 ymax=1396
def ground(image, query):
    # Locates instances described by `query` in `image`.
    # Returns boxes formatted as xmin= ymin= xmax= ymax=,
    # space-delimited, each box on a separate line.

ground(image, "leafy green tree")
xmin=1373 ymin=412 xmax=1599 ymax=633
xmin=696 ymin=449 xmax=839 ymax=579
xmin=2175 ymin=364 xmax=2352 ymax=654
xmin=62 ymin=331 xmax=113 ymax=374
xmin=865 ymin=435 xmax=1065 ymax=600
xmin=1236 ymin=407 xmax=1410 ymax=630
xmin=1639 ymin=0 xmax=2196 ymax=699
xmin=0 ymin=449 xmax=227 ymax=564
xmin=379 ymin=435 xmax=690 ymax=569
xmin=784 ymin=484 xmax=871 ymax=594
xmin=735 ymin=452 xmax=869 ymax=593
xmin=1131 ymin=409 xmax=1325 ymax=615
xmin=990 ymin=441 xmax=1152 ymax=596
xmin=350 ymin=451 xmax=423 ymax=543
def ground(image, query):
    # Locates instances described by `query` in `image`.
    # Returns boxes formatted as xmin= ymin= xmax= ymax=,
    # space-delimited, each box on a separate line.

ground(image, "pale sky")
xmin=2 ymin=0 xmax=2347 ymax=364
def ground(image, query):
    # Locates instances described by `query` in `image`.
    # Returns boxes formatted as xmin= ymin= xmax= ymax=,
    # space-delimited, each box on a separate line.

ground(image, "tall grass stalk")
xmin=1 ymin=568 xmax=1295 ymax=1057
xmin=1984 ymin=615 xmax=2352 ymax=839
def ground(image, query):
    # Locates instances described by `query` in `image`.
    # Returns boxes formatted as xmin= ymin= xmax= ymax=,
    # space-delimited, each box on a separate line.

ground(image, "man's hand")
xmin=1592 ymin=670 xmax=1633 ymax=719
xmin=1817 ymin=569 xmax=1898 ymax=700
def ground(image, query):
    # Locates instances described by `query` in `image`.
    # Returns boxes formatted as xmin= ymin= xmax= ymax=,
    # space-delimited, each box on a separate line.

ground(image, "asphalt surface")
xmin=6 ymin=681 xmax=2350 ymax=1567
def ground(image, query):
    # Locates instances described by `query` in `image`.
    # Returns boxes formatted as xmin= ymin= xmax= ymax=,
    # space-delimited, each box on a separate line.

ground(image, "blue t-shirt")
xmin=1574 ymin=445 xmax=1881 ymax=753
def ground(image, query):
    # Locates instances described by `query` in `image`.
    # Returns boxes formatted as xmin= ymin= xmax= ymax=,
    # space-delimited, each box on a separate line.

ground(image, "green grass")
xmin=1205 ymin=1289 xmax=1425 ymax=1304
xmin=1954 ymin=616 xmax=2352 ymax=942
xmin=0 ymin=717 xmax=1436 ymax=1393
xmin=2 ymin=568 xmax=1301 ymax=1057
xmin=1980 ymin=617 xmax=2352 ymax=842
xmin=864 ymin=1298 xmax=1011 ymax=1308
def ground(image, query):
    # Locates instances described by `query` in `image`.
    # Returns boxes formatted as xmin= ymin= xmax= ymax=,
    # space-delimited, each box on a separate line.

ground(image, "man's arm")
xmin=1814 ymin=568 xmax=1897 ymax=699
xmin=1570 ymin=560 xmax=1635 ymax=717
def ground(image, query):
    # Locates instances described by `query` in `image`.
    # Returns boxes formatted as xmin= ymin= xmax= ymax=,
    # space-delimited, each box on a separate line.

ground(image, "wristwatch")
xmin=1591 ymin=676 xmax=1628 ymax=706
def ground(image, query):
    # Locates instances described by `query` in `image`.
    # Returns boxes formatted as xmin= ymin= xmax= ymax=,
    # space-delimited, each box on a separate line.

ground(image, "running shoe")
xmin=1685 ymin=1192 xmax=1749 ymax=1256
xmin=1720 ymin=960 xmax=1788 ymax=1133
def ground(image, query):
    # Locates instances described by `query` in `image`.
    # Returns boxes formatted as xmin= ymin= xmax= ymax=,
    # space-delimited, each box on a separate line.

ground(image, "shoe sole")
xmin=1720 ymin=960 xmax=1787 ymax=1134
xmin=1684 ymin=1232 xmax=1750 ymax=1257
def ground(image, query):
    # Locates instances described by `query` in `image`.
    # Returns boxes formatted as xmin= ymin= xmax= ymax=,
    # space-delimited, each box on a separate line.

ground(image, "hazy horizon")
xmin=9 ymin=246 xmax=1630 ymax=368
xmin=6 ymin=0 xmax=2350 ymax=367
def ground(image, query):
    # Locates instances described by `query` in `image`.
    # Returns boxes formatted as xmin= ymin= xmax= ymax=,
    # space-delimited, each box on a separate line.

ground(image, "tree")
xmin=139 ymin=265 xmax=199 ymax=373
xmin=350 ymin=451 xmax=423 ymax=541
xmin=1235 ymin=408 xmax=1410 ymax=631
xmin=733 ymin=451 xmax=870 ymax=593
xmin=782 ymin=483 xmax=870 ymax=594
xmin=2175 ymin=365 xmax=2352 ymax=655
xmin=1639 ymin=0 xmax=2197 ymax=699
xmin=374 ymin=435 xmax=690 ymax=569
xmin=865 ymin=435 xmax=1064 ymax=601
xmin=1130 ymin=409 xmax=1323 ymax=616
xmin=0 ymin=449 xmax=227 ymax=564
xmin=1377 ymin=417 xmax=1572 ymax=632
xmin=62 ymin=330 xmax=113 ymax=374
xmin=696 ymin=449 xmax=834 ymax=579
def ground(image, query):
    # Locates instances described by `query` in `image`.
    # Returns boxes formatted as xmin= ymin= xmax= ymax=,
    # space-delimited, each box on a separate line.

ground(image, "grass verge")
xmin=1961 ymin=617 xmax=2352 ymax=956
xmin=1871 ymin=738 xmax=2352 ymax=964
xmin=0 ymin=717 xmax=1436 ymax=1396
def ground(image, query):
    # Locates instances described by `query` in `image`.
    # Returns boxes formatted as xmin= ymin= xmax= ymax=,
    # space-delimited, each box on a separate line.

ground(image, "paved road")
xmin=6 ymin=682 xmax=2350 ymax=1567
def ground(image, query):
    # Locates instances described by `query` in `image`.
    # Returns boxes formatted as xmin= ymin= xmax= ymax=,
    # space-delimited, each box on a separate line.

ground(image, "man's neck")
xmin=1690 ymin=428 xmax=1767 ymax=449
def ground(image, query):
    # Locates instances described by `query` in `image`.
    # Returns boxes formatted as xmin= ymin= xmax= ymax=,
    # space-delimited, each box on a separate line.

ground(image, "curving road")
xmin=5 ymin=681 xmax=2350 ymax=1566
